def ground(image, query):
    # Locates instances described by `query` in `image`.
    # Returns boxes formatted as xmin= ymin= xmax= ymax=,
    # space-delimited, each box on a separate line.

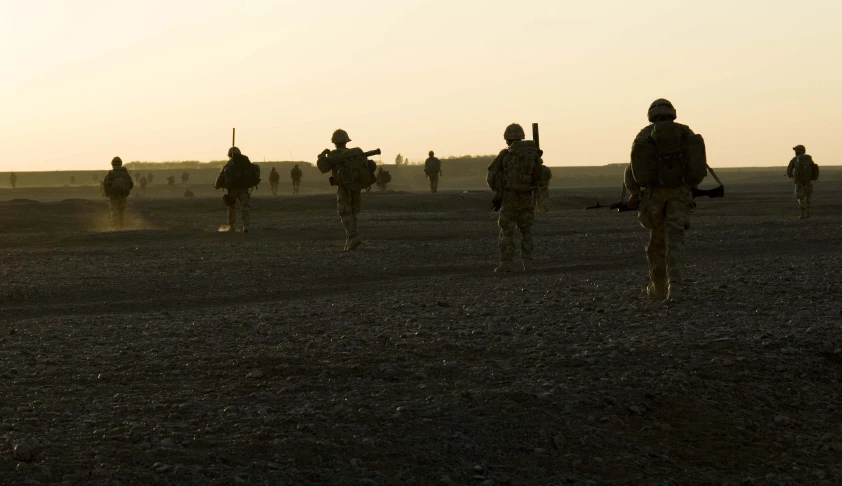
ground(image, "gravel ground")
xmin=1 ymin=183 xmax=840 ymax=485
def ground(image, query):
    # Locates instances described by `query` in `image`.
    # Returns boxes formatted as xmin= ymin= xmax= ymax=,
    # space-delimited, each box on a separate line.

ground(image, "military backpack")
xmin=108 ymin=169 xmax=132 ymax=198
xmin=223 ymin=155 xmax=261 ymax=189
xmin=793 ymin=155 xmax=818 ymax=183
xmin=501 ymin=140 xmax=542 ymax=192
xmin=630 ymin=121 xmax=707 ymax=188
xmin=336 ymin=148 xmax=377 ymax=191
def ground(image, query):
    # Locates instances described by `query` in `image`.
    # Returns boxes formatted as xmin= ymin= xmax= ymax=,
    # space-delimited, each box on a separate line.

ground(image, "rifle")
xmin=319 ymin=148 xmax=382 ymax=186
xmin=587 ymin=184 xmax=633 ymax=212
xmin=232 ymin=127 xmax=235 ymax=147
xmin=692 ymin=165 xmax=725 ymax=199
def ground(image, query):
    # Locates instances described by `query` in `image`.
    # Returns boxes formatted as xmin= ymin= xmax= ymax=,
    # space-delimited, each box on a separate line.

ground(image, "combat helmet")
xmin=792 ymin=144 xmax=806 ymax=154
xmin=228 ymin=146 xmax=241 ymax=157
xmin=648 ymin=99 xmax=677 ymax=123
xmin=331 ymin=129 xmax=351 ymax=144
xmin=504 ymin=123 xmax=525 ymax=141
xmin=429 ymin=150 xmax=435 ymax=156
xmin=111 ymin=157 xmax=123 ymax=167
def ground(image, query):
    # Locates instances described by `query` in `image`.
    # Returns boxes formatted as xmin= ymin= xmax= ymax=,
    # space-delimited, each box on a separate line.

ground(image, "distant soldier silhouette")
xmin=375 ymin=166 xmax=391 ymax=191
xmin=290 ymin=164 xmax=303 ymax=195
xmin=487 ymin=124 xmax=544 ymax=273
xmin=215 ymin=146 xmax=260 ymax=233
xmin=624 ymin=99 xmax=707 ymax=302
xmin=317 ymin=129 xmax=378 ymax=250
xmin=786 ymin=145 xmax=819 ymax=219
xmin=166 ymin=175 xmax=175 ymax=186
xmin=138 ymin=175 xmax=148 ymax=197
xmin=181 ymin=171 xmax=190 ymax=185
xmin=268 ymin=167 xmax=280 ymax=196
xmin=102 ymin=157 xmax=134 ymax=229
xmin=148 ymin=173 xmax=155 ymax=185
xmin=9 ymin=172 xmax=17 ymax=189
xmin=424 ymin=151 xmax=442 ymax=193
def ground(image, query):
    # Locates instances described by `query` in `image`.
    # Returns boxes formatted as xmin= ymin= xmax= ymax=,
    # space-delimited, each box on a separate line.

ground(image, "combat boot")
xmin=667 ymin=282 xmax=683 ymax=302
xmin=346 ymin=235 xmax=362 ymax=251
xmin=646 ymin=282 xmax=667 ymax=301
xmin=494 ymin=261 xmax=513 ymax=273
xmin=522 ymin=259 xmax=534 ymax=272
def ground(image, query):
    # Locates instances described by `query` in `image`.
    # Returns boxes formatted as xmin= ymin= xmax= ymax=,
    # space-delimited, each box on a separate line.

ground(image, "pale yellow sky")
xmin=1 ymin=0 xmax=840 ymax=171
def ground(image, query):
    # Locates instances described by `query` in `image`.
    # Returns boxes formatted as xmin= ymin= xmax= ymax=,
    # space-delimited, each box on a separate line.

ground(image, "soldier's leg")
xmin=518 ymin=208 xmax=535 ymax=270
xmin=795 ymin=183 xmax=807 ymax=218
xmin=347 ymin=190 xmax=362 ymax=249
xmin=239 ymin=191 xmax=251 ymax=231
xmin=337 ymin=188 xmax=357 ymax=249
xmin=664 ymin=191 xmax=693 ymax=300
xmin=805 ymin=182 xmax=813 ymax=217
xmin=639 ymin=191 xmax=667 ymax=299
xmin=109 ymin=198 xmax=120 ymax=228
xmin=496 ymin=207 xmax=516 ymax=272
xmin=227 ymin=191 xmax=237 ymax=228
xmin=118 ymin=198 xmax=127 ymax=228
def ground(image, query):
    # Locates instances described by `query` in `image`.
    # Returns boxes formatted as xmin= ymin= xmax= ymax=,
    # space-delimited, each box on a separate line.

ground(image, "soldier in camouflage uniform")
xmin=424 ymin=151 xmax=442 ymax=193
xmin=624 ymin=99 xmax=697 ymax=302
xmin=290 ymin=164 xmax=303 ymax=195
xmin=102 ymin=157 xmax=134 ymax=229
xmin=487 ymin=123 xmax=544 ymax=273
xmin=268 ymin=167 xmax=280 ymax=196
xmin=786 ymin=145 xmax=815 ymax=219
xmin=317 ymin=129 xmax=365 ymax=250
xmin=214 ymin=146 xmax=255 ymax=233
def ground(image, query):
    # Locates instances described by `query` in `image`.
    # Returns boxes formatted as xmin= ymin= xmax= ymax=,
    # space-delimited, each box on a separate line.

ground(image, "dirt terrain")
xmin=0 ymin=181 xmax=840 ymax=485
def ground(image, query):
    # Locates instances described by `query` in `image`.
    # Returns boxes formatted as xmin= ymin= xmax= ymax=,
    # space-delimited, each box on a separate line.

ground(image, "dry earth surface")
xmin=0 ymin=182 xmax=841 ymax=485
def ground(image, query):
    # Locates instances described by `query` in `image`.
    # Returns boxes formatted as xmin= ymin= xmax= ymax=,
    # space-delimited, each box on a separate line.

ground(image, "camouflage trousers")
xmin=109 ymin=197 xmax=127 ymax=228
xmin=269 ymin=181 xmax=279 ymax=196
xmin=338 ymin=186 xmax=362 ymax=240
xmin=534 ymin=185 xmax=550 ymax=213
xmin=227 ymin=189 xmax=251 ymax=229
xmin=428 ymin=174 xmax=439 ymax=193
xmin=795 ymin=181 xmax=812 ymax=215
xmin=498 ymin=193 xmax=535 ymax=263
xmin=292 ymin=179 xmax=301 ymax=195
xmin=637 ymin=186 xmax=693 ymax=287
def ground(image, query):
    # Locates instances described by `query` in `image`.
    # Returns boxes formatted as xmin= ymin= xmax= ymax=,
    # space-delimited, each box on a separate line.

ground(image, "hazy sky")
xmin=2 ymin=0 xmax=840 ymax=171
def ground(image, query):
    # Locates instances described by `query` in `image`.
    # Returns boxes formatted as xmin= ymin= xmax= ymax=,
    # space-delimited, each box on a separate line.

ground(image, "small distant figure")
xmin=289 ymin=164 xmax=303 ymax=195
xmin=786 ymin=145 xmax=819 ymax=219
xmin=534 ymin=166 xmax=552 ymax=212
xmin=181 ymin=172 xmax=190 ymax=185
xmin=215 ymin=146 xmax=261 ymax=233
xmin=376 ymin=166 xmax=391 ymax=191
xmin=70 ymin=176 xmax=76 ymax=185
xmin=268 ymin=167 xmax=280 ymax=196
xmin=166 ymin=175 xmax=176 ymax=186
xmin=102 ymin=157 xmax=134 ymax=229
xmin=424 ymin=151 xmax=442 ymax=193
xmin=138 ymin=175 xmax=148 ymax=197
xmin=148 ymin=173 xmax=155 ymax=185
xmin=9 ymin=172 xmax=17 ymax=189
xmin=184 ymin=187 xmax=194 ymax=198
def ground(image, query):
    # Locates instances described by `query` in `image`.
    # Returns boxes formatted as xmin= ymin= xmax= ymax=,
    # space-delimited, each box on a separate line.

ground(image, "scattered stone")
xmin=247 ymin=370 xmax=265 ymax=379
xmin=152 ymin=462 xmax=171 ymax=473
xmin=383 ymin=368 xmax=398 ymax=379
xmin=160 ymin=438 xmax=176 ymax=448
xmin=13 ymin=441 xmax=34 ymax=462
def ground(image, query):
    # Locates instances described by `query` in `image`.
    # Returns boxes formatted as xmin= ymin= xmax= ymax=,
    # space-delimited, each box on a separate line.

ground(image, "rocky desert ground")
xmin=0 ymin=180 xmax=840 ymax=485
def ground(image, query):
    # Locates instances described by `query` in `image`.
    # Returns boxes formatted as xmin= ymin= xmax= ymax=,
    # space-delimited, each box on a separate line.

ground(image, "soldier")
xmin=290 ymin=164 xmax=303 ymax=195
xmin=181 ymin=171 xmax=190 ymax=185
xmin=268 ymin=167 xmax=280 ymax=196
xmin=166 ymin=175 xmax=175 ymax=186
xmin=375 ymin=166 xmax=392 ymax=191
xmin=317 ymin=129 xmax=378 ymax=250
xmin=215 ymin=146 xmax=260 ymax=233
xmin=138 ymin=175 xmax=148 ymax=197
xmin=486 ymin=123 xmax=544 ymax=273
xmin=148 ymin=173 xmax=155 ymax=185
xmin=786 ymin=145 xmax=818 ymax=219
xmin=9 ymin=172 xmax=17 ymax=189
xmin=424 ymin=151 xmax=442 ymax=193
xmin=624 ymin=99 xmax=705 ymax=302
xmin=102 ymin=157 xmax=134 ymax=229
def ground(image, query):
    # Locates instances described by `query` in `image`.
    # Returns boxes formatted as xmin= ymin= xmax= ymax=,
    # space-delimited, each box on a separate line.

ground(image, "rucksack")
xmin=224 ymin=155 xmax=261 ymax=189
xmin=377 ymin=170 xmax=392 ymax=185
xmin=793 ymin=155 xmax=816 ymax=183
xmin=631 ymin=121 xmax=707 ymax=188
xmin=425 ymin=157 xmax=441 ymax=174
xmin=501 ymin=140 xmax=542 ymax=192
xmin=109 ymin=169 xmax=131 ymax=197
xmin=336 ymin=148 xmax=376 ymax=191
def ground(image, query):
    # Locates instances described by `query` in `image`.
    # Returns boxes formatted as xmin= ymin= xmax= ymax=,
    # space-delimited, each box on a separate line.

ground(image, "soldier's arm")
xmin=486 ymin=151 xmax=505 ymax=190
xmin=624 ymin=164 xmax=641 ymax=195
xmin=214 ymin=169 xmax=225 ymax=189
xmin=786 ymin=158 xmax=796 ymax=178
